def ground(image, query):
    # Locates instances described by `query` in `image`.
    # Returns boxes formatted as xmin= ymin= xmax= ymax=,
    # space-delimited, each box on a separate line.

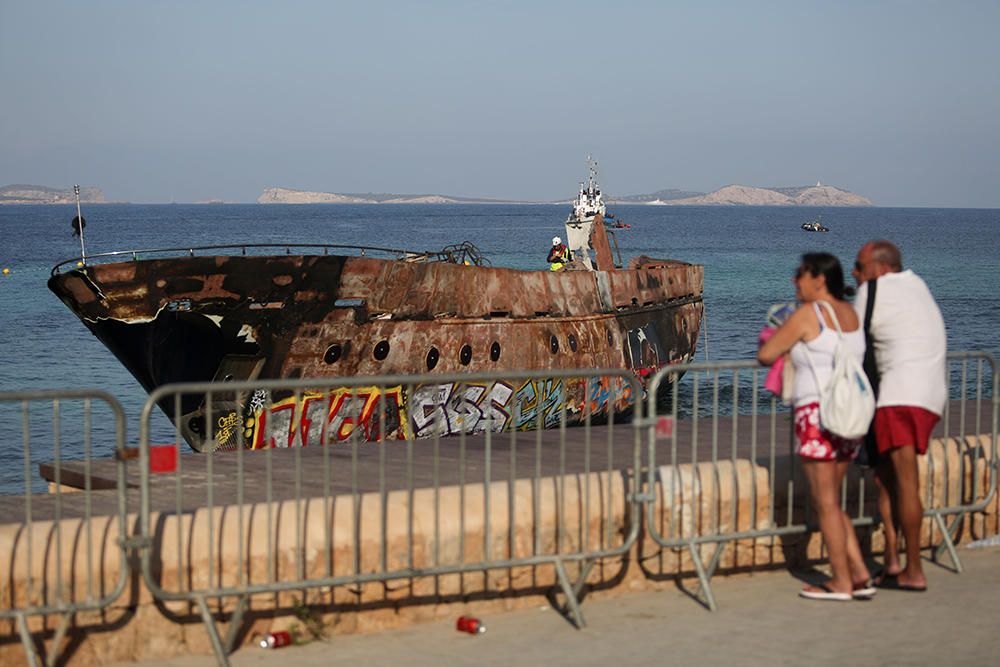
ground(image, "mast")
xmin=74 ymin=184 xmax=87 ymax=265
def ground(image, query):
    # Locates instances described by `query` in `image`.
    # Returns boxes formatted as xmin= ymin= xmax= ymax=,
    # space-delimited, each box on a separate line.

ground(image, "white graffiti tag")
xmin=410 ymin=382 xmax=515 ymax=438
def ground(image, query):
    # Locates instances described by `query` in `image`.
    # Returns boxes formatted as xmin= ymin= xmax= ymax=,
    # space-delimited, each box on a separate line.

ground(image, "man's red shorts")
xmin=874 ymin=406 xmax=940 ymax=455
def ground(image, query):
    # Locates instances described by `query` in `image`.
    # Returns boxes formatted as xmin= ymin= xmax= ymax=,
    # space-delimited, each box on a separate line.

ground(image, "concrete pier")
xmin=112 ymin=546 xmax=1000 ymax=667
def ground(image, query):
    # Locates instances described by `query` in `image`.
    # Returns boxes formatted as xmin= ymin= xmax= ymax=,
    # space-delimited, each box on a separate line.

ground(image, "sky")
xmin=1 ymin=1 xmax=998 ymax=207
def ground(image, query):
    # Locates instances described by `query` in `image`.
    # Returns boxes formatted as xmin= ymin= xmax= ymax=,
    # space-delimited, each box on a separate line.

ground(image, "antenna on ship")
xmin=72 ymin=185 xmax=87 ymax=266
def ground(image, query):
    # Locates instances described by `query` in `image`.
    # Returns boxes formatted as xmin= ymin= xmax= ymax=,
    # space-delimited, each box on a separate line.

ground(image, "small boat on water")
xmin=49 ymin=160 xmax=704 ymax=451
xmin=801 ymin=216 xmax=829 ymax=232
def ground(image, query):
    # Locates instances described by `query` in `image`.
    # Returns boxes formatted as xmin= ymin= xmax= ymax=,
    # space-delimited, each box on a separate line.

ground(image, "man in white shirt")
xmin=852 ymin=240 xmax=947 ymax=592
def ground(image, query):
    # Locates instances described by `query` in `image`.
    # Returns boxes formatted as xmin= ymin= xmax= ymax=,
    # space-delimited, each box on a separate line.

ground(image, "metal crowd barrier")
xmin=927 ymin=352 xmax=999 ymax=569
xmin=643 ymin=351 xmax=998 ymax=611
xmin=0 ymin=390 xmax=129 ymax=667
xmin=136 ymin=368 xmax=644 ymax=667
xmin=2 ymin=353 xmax=996 ymax=666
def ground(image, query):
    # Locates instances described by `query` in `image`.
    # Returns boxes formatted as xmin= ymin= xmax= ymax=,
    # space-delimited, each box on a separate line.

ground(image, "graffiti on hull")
xmin=202 ymin=376 xmax=636 ymax=449
xmin=626 ymin=323 xmax=665 ymax=378
xmin=245 ymin=386 xmax=405 ymax=448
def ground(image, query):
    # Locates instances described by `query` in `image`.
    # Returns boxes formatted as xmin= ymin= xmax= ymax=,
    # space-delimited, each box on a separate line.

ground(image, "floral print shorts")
xmin=794 ymin=402 xmax=862 ymax=461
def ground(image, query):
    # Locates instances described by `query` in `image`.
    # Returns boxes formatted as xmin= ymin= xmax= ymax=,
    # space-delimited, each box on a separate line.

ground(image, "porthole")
xmin=568 ymin=334 xmax=578 ymax=352
xmin=549 ymin=335 xmax=559 ymax=354
xmin=426 ymin=346 xmax=440 ymax=370
xmin=460 ymin=344 xmax=473 ymax=366
xmin=607 ymin=330 xmax=615 ymax=348
xmin=324 ymin=344 xmax=343 ymax=364
xmin=373 ymin=340 xmax=390 ymax=361
xmin=490 ymin=341 xmax=501 ymax=362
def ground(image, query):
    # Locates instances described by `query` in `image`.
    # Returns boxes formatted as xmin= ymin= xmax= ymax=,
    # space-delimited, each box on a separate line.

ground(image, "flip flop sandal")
xmin=852 ymin=580 xmax=877 ymax=599
xmin=799 ymin=584 xmax=852 ymax=602
xmin=871 ymin=567 xmax=903 ymax=586
xmin=877 ymin=575 xmax=927 ymax=592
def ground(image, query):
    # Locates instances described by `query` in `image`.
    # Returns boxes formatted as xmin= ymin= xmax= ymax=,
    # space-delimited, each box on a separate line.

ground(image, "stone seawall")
xmin=0 ymin=435 xmax=995 ymax=666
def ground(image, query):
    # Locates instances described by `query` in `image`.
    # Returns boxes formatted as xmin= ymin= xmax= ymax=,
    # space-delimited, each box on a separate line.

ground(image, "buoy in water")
xmin=2 ymin=267 xmax=10 ymax=275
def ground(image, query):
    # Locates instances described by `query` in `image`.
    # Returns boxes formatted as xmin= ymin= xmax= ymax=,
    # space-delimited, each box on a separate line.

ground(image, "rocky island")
xmin=0 ymin=182 xmax=873 ymax=206
xmin=257 ymin=188 xmax=510 ymax=205
xmin=258 ymin=183 xmax=872 ymax=206
xmin=0 ymin=184 xmax=106 ymax=205
xmin=638 ymin=183 xmax=872 ymax=206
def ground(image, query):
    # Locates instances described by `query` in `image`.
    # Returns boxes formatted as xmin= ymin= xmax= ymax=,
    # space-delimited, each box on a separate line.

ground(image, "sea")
xmin=1 ymin=204 xmax=997 ymax=492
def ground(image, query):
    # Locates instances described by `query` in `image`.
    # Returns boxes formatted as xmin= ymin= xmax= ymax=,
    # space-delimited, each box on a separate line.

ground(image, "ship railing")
xmin=641 ymin=351 xmax=998 ymax=612
xmin=135 ymin=367 xmax=643 ymax=665
xmin=49 ymin=242 xmax=468 ymax=275
xmin=0 ymin=389 xmax=129 ymax=667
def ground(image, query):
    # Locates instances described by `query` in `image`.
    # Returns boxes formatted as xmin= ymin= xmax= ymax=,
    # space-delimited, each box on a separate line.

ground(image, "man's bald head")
xmin=853 ymin=239 xmax=902 ymax=285
xmin=868 ymin=240 xmax=902 ymax=272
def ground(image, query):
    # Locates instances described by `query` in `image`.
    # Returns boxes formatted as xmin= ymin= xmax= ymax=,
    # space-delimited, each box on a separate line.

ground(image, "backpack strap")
xmin=815 ymin=300 xmax=845 ymax=338
xmin=863 ymin=279 xmax=877 ymax=332
xmin=812 ymin=302 xmax=825 ymax=331
xmin=862 ymin=279 xmax=880 ymax=395
xmin=801 ymin=300 xmax=845 ymax=397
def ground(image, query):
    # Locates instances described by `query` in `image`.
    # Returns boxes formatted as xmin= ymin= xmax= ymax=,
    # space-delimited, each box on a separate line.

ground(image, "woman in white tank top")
xmin=758 ymin=253 xmax=874 ymax=601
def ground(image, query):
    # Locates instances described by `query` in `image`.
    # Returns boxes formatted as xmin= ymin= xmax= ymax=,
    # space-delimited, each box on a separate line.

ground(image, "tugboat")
xmin=561 ymin=158 xmax=632 ymax=269
xmin=801 ymin=215 xmax=829 ymax=232
xmin=49 ymin=161 xmax=704 ymax=450
xmin=562 ymin=157 xmax=613 ymax=270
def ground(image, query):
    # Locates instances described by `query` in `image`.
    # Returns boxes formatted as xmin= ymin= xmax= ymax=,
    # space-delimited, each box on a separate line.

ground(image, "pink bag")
xmin=759 ymin=326 xmax=785 ymax=395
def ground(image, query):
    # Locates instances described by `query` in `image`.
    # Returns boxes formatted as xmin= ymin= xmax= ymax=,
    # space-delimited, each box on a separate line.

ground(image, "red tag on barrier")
xmin=655 ymin=416 xmax=674 ymax=439
xmin=149 ymin=445 xmax=178 ymax=473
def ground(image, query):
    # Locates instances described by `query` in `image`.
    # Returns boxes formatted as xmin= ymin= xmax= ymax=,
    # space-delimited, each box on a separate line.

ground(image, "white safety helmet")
xmin=552 ymin=236 xmax=561 ymax=245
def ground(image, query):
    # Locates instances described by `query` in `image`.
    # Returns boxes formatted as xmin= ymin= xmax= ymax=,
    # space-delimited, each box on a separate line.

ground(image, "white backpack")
xmin=803 ymin=300 xmax=876 ymax=439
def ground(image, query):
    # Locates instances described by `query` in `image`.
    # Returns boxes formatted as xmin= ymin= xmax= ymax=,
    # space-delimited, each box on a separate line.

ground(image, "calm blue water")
xmin=1 ymin=204 xmax=997 ymax=491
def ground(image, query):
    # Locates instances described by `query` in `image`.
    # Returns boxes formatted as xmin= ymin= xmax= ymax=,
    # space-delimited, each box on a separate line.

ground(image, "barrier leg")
xmin=688 ymin=542 xmax=718 ymax=612
xmin=554 ymin=560 xmax=586 ymax=628
xmin=16 ymin=612 xmax=41 ymax=667
xmin=571 ymin=558 xmax=597 ymax=602
xmin=705 ymin=542 xmax=724 ymax=581
xmin=224 ymin=595 xmax=249 ymax=654
xmin=931 ymin=513 xmax=964 ymax=574
xmin=44 ymin=614 xmax=72 ymax=667
xmin=195 ymin=593 xmax=232 ymax=667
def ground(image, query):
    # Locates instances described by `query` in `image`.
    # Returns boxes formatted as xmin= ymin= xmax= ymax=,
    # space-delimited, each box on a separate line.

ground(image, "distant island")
xmin=0 ymin=182 xmax=872 ymax=206
xmin=633 ymin=183 xmax=872 ymax=207
xmin=0 ymin=184 xmax=106 ymax=205
xmin=256 ymin=188 xmax=515 ymax=205
xmin=258 ymin=183 xmax=872 ymax=206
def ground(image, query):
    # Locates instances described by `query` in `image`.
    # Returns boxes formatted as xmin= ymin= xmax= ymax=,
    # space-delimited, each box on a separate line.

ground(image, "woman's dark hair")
xmin=800 ymin=252 xmax=852 ymax=300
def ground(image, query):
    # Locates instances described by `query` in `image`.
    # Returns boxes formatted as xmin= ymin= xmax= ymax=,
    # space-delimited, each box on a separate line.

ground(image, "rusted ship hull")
xmin=49 ymin=248 xmax=702 ymax=450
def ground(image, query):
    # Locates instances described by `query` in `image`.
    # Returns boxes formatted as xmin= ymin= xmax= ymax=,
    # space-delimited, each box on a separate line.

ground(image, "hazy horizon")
xmin=2 ymin=1 xmax=998 ymax=208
